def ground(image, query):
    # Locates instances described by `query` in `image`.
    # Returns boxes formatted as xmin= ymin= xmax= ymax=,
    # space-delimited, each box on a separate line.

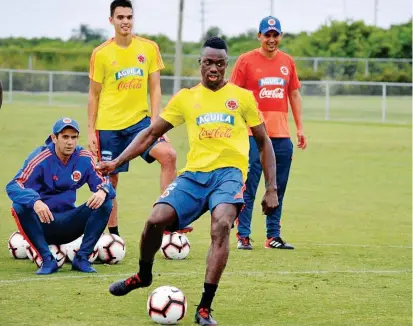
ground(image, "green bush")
xmin=0 ymin=19 xmax=411 ymax=82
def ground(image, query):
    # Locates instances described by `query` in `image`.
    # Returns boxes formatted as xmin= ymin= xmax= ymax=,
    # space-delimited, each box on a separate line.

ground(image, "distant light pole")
xmin=201 ymin=0 xmax=206 ymax=39
xmin=173 ymin=0 xmax=185 ymax=94
xmin=132 ymin=0 xmax=138 ymax=34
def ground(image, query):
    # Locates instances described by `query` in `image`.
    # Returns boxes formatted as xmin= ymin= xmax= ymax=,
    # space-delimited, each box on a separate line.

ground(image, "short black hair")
xmin=110 ymin=0 xmax=133 ymax=17
xmin=202 ymin=36 xmax=228 ymax=53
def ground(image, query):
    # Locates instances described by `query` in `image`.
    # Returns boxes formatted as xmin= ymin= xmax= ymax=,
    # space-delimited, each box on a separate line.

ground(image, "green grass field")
xmin=0 ymin=101 xmax=411 ymax=326
xmin=3 ymin=92 xmax=412 ymax=125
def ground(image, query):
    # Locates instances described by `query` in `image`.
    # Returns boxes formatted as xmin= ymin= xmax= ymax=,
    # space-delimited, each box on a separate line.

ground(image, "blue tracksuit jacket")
xmin=6 ymin=143 xmax=115 ymax=212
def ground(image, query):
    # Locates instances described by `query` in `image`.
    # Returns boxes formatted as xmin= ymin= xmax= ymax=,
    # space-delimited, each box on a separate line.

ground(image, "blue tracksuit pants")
xmin=12 ymin=200 xmax=112 ymax=260
xmin=237 ymin=136 xmax=293 ymax=239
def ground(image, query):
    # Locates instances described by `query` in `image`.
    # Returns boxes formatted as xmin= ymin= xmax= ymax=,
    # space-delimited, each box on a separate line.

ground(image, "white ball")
xmin=59 ymin=243 xmax=68 ymax=256
xmin=97 ymin=234 xmax=126 ymax=264
xmin=147 ymin=286 xmax=187 ymax=325
xmin=25 ymin=244 xmax=42 ymax=267
xmin=8 ymin=231 xmax=28 ymax=259
xmin=65 ymin=236 xmax=83 ymax=262
xmin=160 ymin=233 xmax=190 ymax=260
xmin=65 ymin=235 xmax=98 ymax=263
xmin=25 ymin=243 xmax=67 ymax=268
xmin=48 ymin=244 xmax=66 ymax=268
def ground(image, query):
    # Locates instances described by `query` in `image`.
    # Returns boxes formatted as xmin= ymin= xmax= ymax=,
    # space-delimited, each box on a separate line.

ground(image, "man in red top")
xmin=230 ymin=16 xmax=307 ymax=250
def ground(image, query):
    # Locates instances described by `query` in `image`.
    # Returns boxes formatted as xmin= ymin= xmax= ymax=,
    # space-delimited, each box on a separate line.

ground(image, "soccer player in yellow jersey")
xmin=97 ymin=37 xmax=279 ymax=325
xmin=87 ymin=0 xmax=177 ymax=236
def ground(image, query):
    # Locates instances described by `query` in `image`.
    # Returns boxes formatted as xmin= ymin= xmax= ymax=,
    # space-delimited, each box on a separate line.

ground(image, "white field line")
xmin=294 ymin=242 xmax=412 ymax=249
xmin=193 ymin=240 xmax=412 ymax=249
xmin=0 ymin=269 xmax=411 ymax=285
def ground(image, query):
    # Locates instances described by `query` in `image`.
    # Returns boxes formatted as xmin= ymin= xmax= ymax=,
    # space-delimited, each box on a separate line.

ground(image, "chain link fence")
xmin=0 ymin=69 xmax=411 ymax=124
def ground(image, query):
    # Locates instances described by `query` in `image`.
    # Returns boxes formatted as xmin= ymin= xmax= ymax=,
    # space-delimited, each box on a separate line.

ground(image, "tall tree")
xmin=70 ymin=24 xmax=107 ymax=43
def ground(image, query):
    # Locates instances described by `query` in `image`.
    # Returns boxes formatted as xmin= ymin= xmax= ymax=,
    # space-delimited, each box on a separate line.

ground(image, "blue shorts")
xmin=155 ymin=167 xmax=245 ymax=231
xmin=97 ymin=116 xmax=165 ymax=174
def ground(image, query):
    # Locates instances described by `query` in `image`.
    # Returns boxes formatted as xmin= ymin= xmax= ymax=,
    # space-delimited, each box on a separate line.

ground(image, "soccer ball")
xmin=59 ymin=243 xmax=68 ymax=256
xmin=25 ymin=244 xmax=67 ymax=268
xmin=8 ymin=231 xmax=28 ymax=259
xmin=160 ymin=232 xmax=190 ymax=260
xmin=65 ymin=236 xmax=83 ymax=262
xmin=48 ymin=244 xmax=67 ymax=268
xmin=147 ymin=286 xmax=187 ymax=325
xmin=25 ymin=244 xmax=43 ymax=267
xmin=97 ymin=233 xmax=126 ymax=264
xmin=65 ymin=235 xmax=98 ymax=263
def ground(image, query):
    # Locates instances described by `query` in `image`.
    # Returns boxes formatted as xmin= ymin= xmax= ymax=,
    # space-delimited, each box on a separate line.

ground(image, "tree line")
xmin=0 ymin=19 xmax=411 ymax=82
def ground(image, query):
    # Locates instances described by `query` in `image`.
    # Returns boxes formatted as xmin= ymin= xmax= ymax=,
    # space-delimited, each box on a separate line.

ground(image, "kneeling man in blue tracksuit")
xmin=6 ymin=118 xmax=115 ymax=275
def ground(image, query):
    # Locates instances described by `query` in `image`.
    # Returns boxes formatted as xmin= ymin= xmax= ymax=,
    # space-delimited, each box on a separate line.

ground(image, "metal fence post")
xmin=325 ymin=81 xmax=330 ymax=120
xmin=8 ymin=70 xmax=13 ymax=103
xmin=381 ymin=83 xmax=387 ymax=123
xmin=48 ymin=72 xmax=53 ymax=105
xmin=28 ymin=55 xmax=33 ymax=70
xmin=313 ymin=58 xmax=319 ymax=73
xmin=365 ymin=59 xmax=369 ymax=77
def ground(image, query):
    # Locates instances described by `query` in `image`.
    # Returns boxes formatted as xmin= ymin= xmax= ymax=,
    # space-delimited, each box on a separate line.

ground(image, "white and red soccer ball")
xmin=8 ymin=231 xmax=28 ymax=259
xmin=25 ymin=243 xmax=67 ymax=268
xmin=25 ymin=244 xmax=43 ymax=267
xmin=65 ymin=235 xmax=99 ymax=263
xmin=97 ymin=233 xmax=126 ymax=264
xmin=48 ymin=244 xmax=67 ymax=268
xmin=160 ymin=232 xmax=190 ymax=260
xmin=147 ymin=286 xmax=187 ymax=325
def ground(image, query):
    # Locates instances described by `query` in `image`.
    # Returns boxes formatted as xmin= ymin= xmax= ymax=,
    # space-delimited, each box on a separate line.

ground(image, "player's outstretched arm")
xmin=148 ymin=71 xmax=162 ymax=123
xmin=87 ymin=80 xmax=102 ymax=156
xmin=250 ymin=123 xmax=279 ymax=214
xmin=97 ymin=117 xmax=173 ymax=175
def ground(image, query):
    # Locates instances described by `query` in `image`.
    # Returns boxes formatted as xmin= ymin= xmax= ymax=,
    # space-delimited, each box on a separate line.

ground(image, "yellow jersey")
xmin=160 ymin=82 xmax=263 ymax=180
xmin=89 ymin=36 xmax=165 ymax=130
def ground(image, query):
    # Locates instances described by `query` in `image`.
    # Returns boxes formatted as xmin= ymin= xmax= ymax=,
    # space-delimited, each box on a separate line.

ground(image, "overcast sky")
xmin=0 ymin=0 xmax=411 ymax=42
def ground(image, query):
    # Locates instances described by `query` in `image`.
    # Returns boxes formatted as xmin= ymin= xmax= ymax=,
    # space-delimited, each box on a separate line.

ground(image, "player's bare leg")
xmin=195 ymin=203 xmax=238 ymax=325
xmin=107 ymin=174 xmax=119 ymax=235
xmin=109 ymin=204 xmax=177 ymax=296
xmin=149 ymin=142 xmax=177 ymax=192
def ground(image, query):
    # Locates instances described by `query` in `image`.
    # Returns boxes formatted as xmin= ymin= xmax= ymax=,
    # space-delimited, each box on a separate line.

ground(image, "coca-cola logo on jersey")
xmin=259 ymin=88 xmax=284 ymax=99
xmin=117 ymin=78 xmax=143 ymax=91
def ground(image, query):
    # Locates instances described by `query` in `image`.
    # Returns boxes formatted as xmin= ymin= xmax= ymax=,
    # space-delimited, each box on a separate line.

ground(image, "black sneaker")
xmin=195 ymin=307 xmax=218 ymax=325
xmin=264 ymin=237 xmax=295 ymax=249
xmin=108 ymin=273 xmax=151 ymax=296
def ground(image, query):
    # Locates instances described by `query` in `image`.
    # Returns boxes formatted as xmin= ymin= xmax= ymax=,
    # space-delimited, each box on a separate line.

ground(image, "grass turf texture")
xmin=0 ymin=101 xmax=411 ymax=326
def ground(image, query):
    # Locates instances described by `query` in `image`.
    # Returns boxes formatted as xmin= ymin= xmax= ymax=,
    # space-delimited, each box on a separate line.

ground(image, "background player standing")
xmin=230 ymin=16 xmax=307 ymax=250
xmin=87 ymin=0 xmax=177 ymax=236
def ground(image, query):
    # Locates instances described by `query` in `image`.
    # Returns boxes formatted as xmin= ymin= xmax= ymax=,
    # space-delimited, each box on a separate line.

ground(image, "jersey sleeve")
xmin=149 ymin=42 xmax=165 ymax=74
xmin=288 ymin=59 xmax=301 ymax=92
xmin=160 ymin=90 xmax=185 ymax=127
xmin=230 ymin=55 xmax=247 ymax=88
xmin=5 ymin=148 xmax=46 ymax=208
xmin=89 ymin=49 xmax=105 ymax=83
xmin=242 ymin=91 xmax=264 ymax=128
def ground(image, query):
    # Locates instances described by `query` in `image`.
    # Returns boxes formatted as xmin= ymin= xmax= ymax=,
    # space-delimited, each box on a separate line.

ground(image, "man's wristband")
xmin=99 ymin=186 xmax=109 ymax=195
